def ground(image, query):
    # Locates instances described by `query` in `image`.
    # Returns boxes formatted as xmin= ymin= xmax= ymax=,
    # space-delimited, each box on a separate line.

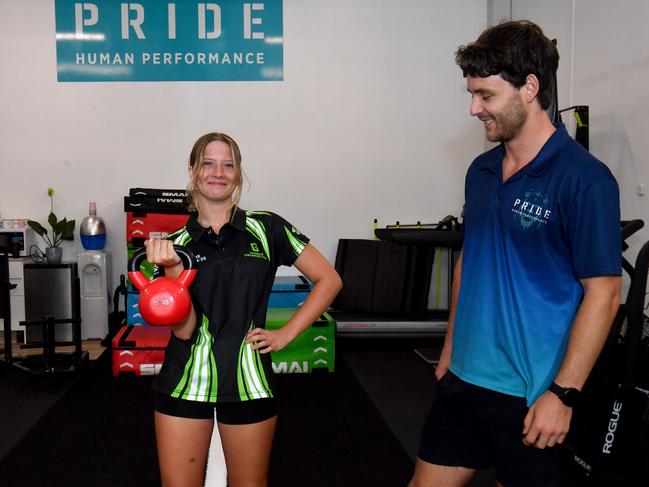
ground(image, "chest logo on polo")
xmin=511 ymin=190 xmax=552 ymax=229
xmin=244 ymin=242 xmax=268 ymax=261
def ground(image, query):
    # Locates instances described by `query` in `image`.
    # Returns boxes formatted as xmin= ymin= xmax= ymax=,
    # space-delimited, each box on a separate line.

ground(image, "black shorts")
xmin=418 ymin=371 xmax=560 ymax=487
xmin=154 ymin=392 xmax=278 ymax=425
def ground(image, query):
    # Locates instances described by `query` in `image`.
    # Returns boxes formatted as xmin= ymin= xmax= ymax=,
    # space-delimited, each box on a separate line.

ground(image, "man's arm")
xmin=522 ymin=275 xmax=621 ymax=449
xmin=553 ymin=276 xmax=621 ymax=390
xmin=436 ymin=249 xmax=463 ymax=381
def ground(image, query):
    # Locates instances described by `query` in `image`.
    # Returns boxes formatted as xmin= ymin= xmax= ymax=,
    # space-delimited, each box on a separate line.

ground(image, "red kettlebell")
xmin=128 ymin=245 xmax=197 ymax=326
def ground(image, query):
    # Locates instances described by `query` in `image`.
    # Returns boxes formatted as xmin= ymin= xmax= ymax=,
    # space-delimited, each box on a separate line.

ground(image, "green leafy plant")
xmin=27 ymin=188 xmax=76 ymax=248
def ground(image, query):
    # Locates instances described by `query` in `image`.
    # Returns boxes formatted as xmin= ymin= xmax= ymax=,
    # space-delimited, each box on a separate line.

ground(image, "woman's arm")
xmin=247 ymin=243 xmax=342 ymax=353
xmin=144 ymin=238 xmax=197 ymax=340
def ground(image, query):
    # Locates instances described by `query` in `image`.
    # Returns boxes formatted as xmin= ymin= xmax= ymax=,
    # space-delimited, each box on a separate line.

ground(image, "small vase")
xmin=45 ymin=247 xmax=63 ymax=264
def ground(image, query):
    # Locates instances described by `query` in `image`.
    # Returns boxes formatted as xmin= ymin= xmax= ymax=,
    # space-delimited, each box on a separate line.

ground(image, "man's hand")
xmin=522 ymin=391 xmax=572 ymax=449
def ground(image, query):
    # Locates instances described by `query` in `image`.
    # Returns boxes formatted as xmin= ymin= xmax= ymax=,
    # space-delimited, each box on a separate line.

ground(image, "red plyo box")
xmin=126 ymin=212 xmax=190 ymax=243
xmin=112 ymin=325 xmax=171 ymax=376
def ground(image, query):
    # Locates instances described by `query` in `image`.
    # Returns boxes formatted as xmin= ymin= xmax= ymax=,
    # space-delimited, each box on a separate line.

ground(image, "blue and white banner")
xmin=55 ymin=0 xmax=283 ymax=82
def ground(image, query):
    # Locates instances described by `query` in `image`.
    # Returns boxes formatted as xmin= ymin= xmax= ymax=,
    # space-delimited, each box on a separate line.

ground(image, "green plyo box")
xmin=267 ymin=308 xmax=335 ymax=373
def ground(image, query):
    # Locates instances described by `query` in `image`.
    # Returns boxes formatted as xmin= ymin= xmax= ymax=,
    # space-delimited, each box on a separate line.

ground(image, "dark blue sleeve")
xmin=566 ymin=177 xmax=622 ymax=279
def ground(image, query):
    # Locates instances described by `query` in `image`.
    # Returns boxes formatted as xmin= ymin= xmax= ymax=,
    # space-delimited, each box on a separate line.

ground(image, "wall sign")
xmin=55 ymin=0 xmax=283 ymax=82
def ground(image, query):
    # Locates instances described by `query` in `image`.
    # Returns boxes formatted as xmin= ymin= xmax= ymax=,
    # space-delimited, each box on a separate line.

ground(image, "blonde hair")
xmin=186 ymin=132 xmax=244 ymax=213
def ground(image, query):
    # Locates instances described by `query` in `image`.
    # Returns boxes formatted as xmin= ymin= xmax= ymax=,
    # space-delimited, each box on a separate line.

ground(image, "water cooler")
xmin=79 ymin=251 xmax=110 ymax=339
xmin=79 ymin=201 xmax=110 ymax=340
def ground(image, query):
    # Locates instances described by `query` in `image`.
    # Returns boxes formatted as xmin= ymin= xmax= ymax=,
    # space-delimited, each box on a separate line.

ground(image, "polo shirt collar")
xmin=186 ymin=207 xmax=247 ymax=241
xmin=230 ymin=207 xmax=246 ymax=231
xmin=479 ymin=123 xmax=571 ymax=177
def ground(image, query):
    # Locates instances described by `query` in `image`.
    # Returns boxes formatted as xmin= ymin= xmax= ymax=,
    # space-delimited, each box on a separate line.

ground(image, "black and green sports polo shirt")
xmin=151 ymin=208 xmax=309 ymax=403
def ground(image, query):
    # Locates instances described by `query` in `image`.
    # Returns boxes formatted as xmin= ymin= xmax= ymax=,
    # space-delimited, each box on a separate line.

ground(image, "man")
xmin=409 ymin=20 xmax=621 ymax=487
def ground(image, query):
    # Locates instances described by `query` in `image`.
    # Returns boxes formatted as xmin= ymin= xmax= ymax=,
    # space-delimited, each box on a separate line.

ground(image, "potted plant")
xmin=27 ymin=188 xmax=75 ymax=264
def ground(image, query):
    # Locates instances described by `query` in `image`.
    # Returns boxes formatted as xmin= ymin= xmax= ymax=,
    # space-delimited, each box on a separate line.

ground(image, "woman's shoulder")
xmin=242 ymin=209 xmax=285 ymax=223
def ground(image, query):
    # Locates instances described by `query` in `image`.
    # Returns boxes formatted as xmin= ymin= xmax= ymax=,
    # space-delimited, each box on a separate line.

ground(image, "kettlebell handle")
xmin=129 ymin=245 xmax=196 ymax=274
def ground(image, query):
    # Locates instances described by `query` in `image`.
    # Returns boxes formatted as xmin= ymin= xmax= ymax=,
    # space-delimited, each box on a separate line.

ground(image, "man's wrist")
xmin=548 ymin=382 xmax=581 ymax=407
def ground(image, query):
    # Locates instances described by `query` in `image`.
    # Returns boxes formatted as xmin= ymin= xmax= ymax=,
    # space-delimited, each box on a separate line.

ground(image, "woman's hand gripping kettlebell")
xmin=128 ymin=242 xmax=197 ymax=332
xmin=145 ymin=239 xmax=183 ymax=277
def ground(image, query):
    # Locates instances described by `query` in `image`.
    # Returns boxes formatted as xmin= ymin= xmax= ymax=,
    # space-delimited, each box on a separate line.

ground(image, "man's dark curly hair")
xmin=455 ymin=20 xmax=559 ymax=110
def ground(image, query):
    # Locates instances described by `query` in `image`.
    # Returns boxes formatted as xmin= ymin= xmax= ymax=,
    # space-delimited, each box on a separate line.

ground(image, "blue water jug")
xmin=80 ymin=202 xmax=107 ymax=250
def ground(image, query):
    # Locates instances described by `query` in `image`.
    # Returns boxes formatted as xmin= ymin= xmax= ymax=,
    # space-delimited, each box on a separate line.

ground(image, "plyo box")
xmin=128 ymin=275 xmax=316 ymax=326
xmin=266 ymin=308 xmax=335 ymax=373
xmin=268 ymin=275 xmax=313 ymax=308
xmin=126 ymin=292 xmax=146 ymax=326
xmin=112 ymin=309 xmax=336 ymax=376
xmin=126 ymin=212 xmax=190 ymax=244
xmin=112 ymin=325 xmax=171 ymax=376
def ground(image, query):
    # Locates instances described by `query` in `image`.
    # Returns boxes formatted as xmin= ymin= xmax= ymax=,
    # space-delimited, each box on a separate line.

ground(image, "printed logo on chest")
xmin=244 ymin=242 xmax=268 ymax=261
xmin=511 ymin=189 xmax=553 ymax=229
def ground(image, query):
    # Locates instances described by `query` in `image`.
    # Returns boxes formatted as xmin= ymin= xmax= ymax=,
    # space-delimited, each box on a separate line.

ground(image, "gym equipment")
xmin=14 ymin=261 xmax=88 ymax=374
xmin=128 ymin=246 xmax=197 ymax=326
xmin=268 ymin=275 xmax=313 ymax=308
xmin=563 ymin=219 xmax=649 ymax=484
xmin=126 ymin=212 xmax=190 ymax=246
xmin=112 ymin=325 xmax=171 ymax=376
xmin=331 ymin=216 xmax=462 ymax=336
xmin=559 ymin=105 xmax=589 ymax=150
xmin=122 ymin=187 xmax=192 ymax=327
xmin=333 ymin=238 xmax=435 ymax=316
xmin=266 ymin=308 xmax=335 ymax=373
xmin=103 ymin=274 xmax=127 ymax=346
xmin=124 ymin=193 xmax=189 ymax=214
xmin=112 ymin=308 xmax=335 ymax=377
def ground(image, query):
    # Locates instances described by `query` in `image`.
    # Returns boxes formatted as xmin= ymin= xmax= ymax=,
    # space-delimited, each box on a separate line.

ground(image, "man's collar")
xmin=478 ymin=123 xmax=571 ymax=177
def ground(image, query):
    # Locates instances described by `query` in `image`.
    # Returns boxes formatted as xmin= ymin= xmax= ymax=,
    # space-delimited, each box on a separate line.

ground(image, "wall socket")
xmin=638 ymin=184 xmax=645 ymax=197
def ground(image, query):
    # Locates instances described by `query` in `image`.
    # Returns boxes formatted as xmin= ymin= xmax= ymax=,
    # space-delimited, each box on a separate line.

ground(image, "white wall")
xmin=0 ymin=0 xmax=488 ymax=295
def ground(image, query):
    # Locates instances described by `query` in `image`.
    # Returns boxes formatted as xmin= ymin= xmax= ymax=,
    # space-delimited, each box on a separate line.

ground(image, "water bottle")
xmin=80 ymin=202 xmax=107 ymax=250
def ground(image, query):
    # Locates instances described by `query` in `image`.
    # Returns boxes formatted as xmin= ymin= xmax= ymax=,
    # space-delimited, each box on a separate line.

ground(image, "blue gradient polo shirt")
xmin=450 ymin=124 xmax=621 ymax=405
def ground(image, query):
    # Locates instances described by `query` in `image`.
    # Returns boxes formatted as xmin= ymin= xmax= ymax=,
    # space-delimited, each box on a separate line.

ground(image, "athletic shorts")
xmin=154 ymin=392 xmax=278 ymax=425
xmin=417 ymin=371 xmax=560 ymax=487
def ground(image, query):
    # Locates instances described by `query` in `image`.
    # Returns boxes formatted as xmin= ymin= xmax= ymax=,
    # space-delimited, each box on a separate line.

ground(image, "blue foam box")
xmin=268 ymin=275 xmax=313 ymax=308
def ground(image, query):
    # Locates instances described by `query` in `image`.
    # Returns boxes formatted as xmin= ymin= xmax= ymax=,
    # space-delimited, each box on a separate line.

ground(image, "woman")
xmin=145 ymin=132 xmax=342 ymax=486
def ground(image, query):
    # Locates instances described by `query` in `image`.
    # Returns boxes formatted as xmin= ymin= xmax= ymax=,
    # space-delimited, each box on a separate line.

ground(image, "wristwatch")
xmin=548 ymin=382 xmax=581 ymax=407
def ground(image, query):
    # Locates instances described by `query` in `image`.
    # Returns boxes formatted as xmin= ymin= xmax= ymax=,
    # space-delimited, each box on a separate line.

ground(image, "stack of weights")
xmin=80 ymin=202 xmax=106 ymax=250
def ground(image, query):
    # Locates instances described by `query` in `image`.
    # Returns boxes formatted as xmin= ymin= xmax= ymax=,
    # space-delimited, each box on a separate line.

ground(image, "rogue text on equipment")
xmin=75 ymin=51 xmax=265 ymax=65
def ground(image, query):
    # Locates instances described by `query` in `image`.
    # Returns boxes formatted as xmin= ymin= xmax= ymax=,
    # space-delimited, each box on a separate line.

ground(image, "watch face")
xmin=550 ymin=382 xmax=580 ymax=407
xmin=562 ymin=388 xmax=580 ymax=407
